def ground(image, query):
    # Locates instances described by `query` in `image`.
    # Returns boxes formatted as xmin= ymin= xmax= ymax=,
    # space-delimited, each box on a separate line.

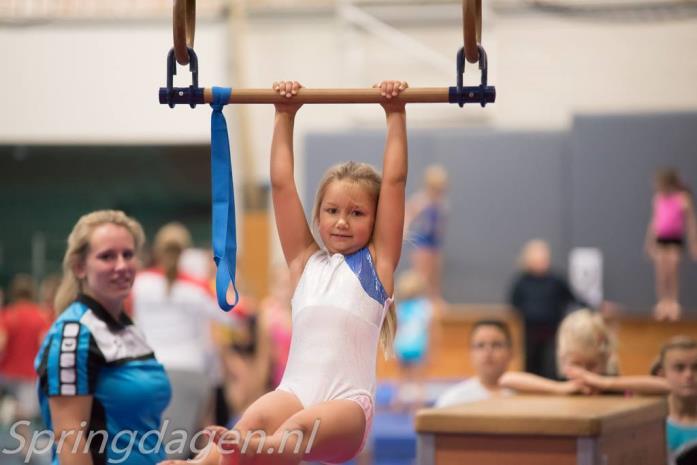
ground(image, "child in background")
xmin=405 ymin=164 xmax=448 ymax=308
xmin=259 ymin=264 xmax=292 ymax=389
xmin=436 ymin=320 xmax=514 ymax=407
xmin=500 ymin=309 xmax=669 ymax=395
xmin=393 ymin=270 xmax=433 ymax=411
xmin=0 ymin=274 xmax=51 ymax=423
xmin=508 ymin=239 xmax=584 ymax=379
xmin=645 ymin=168 xmax=697 ymax=321
xmin=133 ymin=223 xmax=236 ymax=460
xmin=215 ymin=273 xmax=269 ymax=427
xmin=652 ymin=336 xmax=697 ymax=462
xmin=39 ymin=273 xmax=61 ymax=322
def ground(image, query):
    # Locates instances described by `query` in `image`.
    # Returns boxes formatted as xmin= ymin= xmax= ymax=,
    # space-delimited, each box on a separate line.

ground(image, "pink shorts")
xmin=323 ymin=393 xmax=374 ymax=465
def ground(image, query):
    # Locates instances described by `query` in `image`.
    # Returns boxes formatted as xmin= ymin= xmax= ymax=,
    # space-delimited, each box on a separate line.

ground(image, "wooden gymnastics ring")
xmin=462 ymin=0 xmax=481 ymax=63
xmin=173 ymin=0 xmax=196 ymax=66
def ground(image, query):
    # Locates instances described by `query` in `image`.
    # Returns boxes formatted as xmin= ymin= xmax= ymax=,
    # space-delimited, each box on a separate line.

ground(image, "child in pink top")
xmin=645 ymin=169 xmax=697 ymax=320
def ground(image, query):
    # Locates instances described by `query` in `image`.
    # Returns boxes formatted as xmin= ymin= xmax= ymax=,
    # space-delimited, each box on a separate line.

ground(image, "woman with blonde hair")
xmin=35 ymin=210 xmax=172 ymax=464
xmin=132 ymin=222 xmax=236 ymax=460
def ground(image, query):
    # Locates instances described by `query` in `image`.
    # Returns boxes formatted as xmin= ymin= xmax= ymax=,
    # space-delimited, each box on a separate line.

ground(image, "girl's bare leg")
xmin=653 ymin=246 xmax=682 ymax=321
xmin=653 ymin=248 xmax=670 ymax=320
xmin=214 ymin=390 xmax=303 ymax=465
xmin=241 ymin=399 xmax=366 ymax=465
xmin=664 ymin=246 xmax=682 ymax=320
xmin=432 ymin=251 xmax=446 ymax=309
xmin=392 ymin=363 xmax=415 ymax=412
xmin=411 ymin=249 xmax=445 ymax=306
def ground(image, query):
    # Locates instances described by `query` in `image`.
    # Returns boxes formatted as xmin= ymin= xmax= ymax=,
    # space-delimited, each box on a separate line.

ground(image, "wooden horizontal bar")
xmin=203 ymin=87 xmax=451 ymax=104
xmin=159 ymin=86 xmax=495 ymax=107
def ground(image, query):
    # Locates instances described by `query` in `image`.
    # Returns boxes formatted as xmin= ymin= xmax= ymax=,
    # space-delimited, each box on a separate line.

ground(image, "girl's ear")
xmin=73 ymin=258 xmax=86 ymax=280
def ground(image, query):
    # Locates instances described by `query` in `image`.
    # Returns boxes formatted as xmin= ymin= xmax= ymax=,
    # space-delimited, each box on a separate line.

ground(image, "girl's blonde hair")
xmin=311 ymin=161 xmax=397 ymax=358
xmin=153 ymin=222 xmax=192 ymax=293
xmin=556 ymin=309 xmax=617 ymax=376
xmin=424 ymin=164 xmax=448 ymax=191
xmin=54 ymin=210 xmax=145 ymax=314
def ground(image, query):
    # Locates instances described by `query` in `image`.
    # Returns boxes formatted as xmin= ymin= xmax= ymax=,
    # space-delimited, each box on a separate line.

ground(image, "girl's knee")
xmin=256 ymin=423 xmax=310 ymax=463
xmin=273 ymin=422 xmax=307 ymax=448
xmin=234 ymin=414 xmax=268 ymax=440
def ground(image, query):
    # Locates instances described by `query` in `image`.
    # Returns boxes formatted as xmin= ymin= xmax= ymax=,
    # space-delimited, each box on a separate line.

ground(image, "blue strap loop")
xmin=210 ymin=86 xmax=239 ymax=311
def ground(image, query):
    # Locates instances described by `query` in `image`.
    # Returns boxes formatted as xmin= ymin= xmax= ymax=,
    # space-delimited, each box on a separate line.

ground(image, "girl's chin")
xmin=328 ymin=245 xmax=361 ymax=255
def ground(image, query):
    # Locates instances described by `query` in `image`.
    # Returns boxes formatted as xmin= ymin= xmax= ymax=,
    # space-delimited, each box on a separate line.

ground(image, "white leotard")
xmin=276 ymin=247 xmax=391 ymax=407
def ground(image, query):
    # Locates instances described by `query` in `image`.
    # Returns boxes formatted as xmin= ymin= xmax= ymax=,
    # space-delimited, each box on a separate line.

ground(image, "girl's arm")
xmin=270 ymin=81 xmax=317 ymax=268
xmin=499 ymin=371 xmax=588 ymax=395
xmin=373 ymin=81 xmax=409 ymax=290
xmin=603 ymin=376 xmax=670 ymax=394
xmin=403 ymin=192 xmax=426 ymax=239
xmin=566 ymin=366 xmax=670 ymax=395
xmin=158 ymin=436 xmax=222 ymax=465
xmin=48 ymin=396 xmax=95 ymax=465
xmin=681 ymin=193 xmax=697 ymax=260
xmin=271 ymin=81 xmax=317 ymax=267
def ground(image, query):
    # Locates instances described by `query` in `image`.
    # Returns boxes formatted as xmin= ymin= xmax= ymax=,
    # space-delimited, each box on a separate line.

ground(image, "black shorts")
xmin=656 ymin=237 xmax=684 ymax=248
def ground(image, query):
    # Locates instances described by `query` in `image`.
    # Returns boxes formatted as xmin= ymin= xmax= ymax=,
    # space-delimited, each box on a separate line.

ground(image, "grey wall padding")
xmin=303 ymin=112 xmax=697 ymax=313
xmin=568 ymin=112 xmax=697 ymax=310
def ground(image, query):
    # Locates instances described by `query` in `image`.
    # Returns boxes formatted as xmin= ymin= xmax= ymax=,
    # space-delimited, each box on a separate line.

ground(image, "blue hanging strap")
xmin=210 ymin=86 xmax=239 ymax=311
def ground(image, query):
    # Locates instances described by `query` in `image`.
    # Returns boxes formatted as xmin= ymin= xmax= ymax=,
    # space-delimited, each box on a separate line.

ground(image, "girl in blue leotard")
xmin=405 ymin=164 xmax=448 ymax=308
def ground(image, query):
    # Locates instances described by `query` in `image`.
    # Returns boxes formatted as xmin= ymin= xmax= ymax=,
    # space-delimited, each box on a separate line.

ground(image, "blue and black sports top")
xmin=35 ymin=294 xmax=171 ymax=465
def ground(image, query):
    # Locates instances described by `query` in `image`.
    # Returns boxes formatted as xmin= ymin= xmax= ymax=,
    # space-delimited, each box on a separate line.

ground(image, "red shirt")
xmin=0 ymin=300 xmax=51 ymax=381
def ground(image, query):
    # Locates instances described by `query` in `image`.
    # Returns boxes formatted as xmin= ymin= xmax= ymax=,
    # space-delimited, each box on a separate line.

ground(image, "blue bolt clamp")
xmin=449 ymin=44 xmax=496 ymax=107
xmin=161 ymin=47 xmax=203 ymax=108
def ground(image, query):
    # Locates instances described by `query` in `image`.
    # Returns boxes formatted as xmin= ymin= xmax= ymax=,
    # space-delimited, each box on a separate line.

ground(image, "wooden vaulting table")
xmin=415 ymin=395 xmax=667 ymax=465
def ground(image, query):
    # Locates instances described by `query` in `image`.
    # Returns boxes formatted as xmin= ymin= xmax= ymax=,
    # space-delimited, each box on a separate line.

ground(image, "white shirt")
xmin=132 ymin=270 xmax=235 ymax=373
xmin=435 ymin=377 xmax=514 ymax=408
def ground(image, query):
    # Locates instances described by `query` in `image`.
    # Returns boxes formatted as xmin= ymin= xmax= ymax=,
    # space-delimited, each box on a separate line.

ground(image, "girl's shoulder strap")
xmin=345 ymin=245 xmax=390 ymax=306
